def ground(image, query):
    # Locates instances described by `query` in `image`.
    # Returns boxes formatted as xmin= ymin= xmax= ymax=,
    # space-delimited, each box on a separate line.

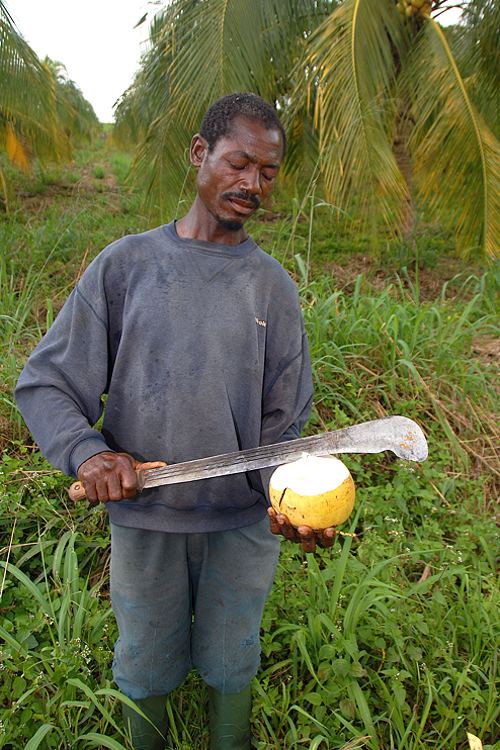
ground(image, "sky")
xmin=9 ymin=1 xmax=464 ymax=124
xmin=9 ymin=0 xmax=153 ymax=123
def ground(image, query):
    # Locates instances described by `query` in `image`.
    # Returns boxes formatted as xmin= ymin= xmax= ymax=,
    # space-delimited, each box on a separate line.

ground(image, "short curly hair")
xmin=199 ymin=92 xmax=286 ymax=155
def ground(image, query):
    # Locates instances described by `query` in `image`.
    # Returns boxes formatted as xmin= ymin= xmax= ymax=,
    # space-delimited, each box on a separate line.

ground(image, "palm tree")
xmin=0 ymin=2 xmax=98 ymax=206
xmin=447 ymin=0 xmax=499 ymax=137
xmin=304 ymin=0 xmax=499 ymax=255
xmin=115 ymin=0 xmax=334 ymax=218
xmin=0 ymin=2 xmax=66 ymax=173
xmin=43 ymin=58 xmax=100 ymax=146
xmin=115 ymin=0 xmax=498 ymax=257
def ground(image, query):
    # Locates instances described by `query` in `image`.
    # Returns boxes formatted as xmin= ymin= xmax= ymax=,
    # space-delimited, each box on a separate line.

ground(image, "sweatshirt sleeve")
xmin=259 ymin=274 xmax=314 ymax=497
xmin=14 ymin=266 xmax=114 ymax=478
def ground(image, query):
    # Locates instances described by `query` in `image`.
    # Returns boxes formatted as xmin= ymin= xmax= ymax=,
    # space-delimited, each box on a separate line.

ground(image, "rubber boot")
xmin=208 ymin=684 xmax=252 ymax=750
xmin=122 ymin=694 xmax=168 ymax=750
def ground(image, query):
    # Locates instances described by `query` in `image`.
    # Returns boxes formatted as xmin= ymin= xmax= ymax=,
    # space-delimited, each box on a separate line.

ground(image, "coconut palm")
xmin=116 ymin=0 xmax=333 ymax=217
xmin=448 ymin=0 xmax=499 ymax=137
xmin=0 ymin=1 xmax=67 ymax=174
xmin=43 ymin=58 xmax=100 ymax=146
xmin=0 ymin=2 xmax=98 ymax=206
xmin=304 ymin=0 xmax=499 ymax=255
xmin=117 ymin=0 xmax=498 ymax=257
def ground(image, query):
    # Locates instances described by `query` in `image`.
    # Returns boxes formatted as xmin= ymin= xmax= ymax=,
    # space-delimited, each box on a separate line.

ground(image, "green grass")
xmin=0 ymin=140 xmax=498 ymax=749
xmin=92 ymin=165 xmax=106 ymax=180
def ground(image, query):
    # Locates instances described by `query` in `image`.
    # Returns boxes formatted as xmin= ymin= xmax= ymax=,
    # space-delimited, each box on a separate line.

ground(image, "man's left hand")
xmin=267 ymin=507 xmax=336 ymax=553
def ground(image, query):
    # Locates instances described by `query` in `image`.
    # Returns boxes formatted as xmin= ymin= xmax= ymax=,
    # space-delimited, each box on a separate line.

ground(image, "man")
xmin=15 ymin=93 xmax=335 ymax=750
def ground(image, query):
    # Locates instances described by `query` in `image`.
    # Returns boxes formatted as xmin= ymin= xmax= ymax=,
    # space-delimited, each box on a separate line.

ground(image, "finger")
xmin=317 ymin=528 xmax=337 ymax=549
xmin=301 ymin=538 xmax=317 ymax=553
xmin=297 ymin=526 xmax=317 ymax=554
xmin=84 ymin=479 xmax=99 ymax=506
xmin=119 ymin=467 xmax=139 ymax=498
xmin=106 ymin=472 xmax=123 ymax=502
xmin=276 ymin=514 xmax=301 ymax=542
xmin=267 ymin=508 xmax=282 ymax=535
xmin=95 ymin=478 xmax=110 ymax=503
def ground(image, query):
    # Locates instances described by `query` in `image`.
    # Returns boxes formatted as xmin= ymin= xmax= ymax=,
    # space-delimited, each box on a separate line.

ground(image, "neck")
xmin=176 ymin=198 xmax=248 ymax=245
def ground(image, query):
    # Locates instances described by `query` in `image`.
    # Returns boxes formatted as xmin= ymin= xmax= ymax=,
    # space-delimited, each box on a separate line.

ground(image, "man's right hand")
xmin=77 ymin=452 xmax=166 ymax=505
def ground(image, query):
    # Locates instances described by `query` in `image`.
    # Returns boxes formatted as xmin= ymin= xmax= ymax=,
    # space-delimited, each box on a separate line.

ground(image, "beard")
xmin=217 ymin=216 xmax=244 ymax=231
xmin=215 ymin=191 xmax=260 ymax=232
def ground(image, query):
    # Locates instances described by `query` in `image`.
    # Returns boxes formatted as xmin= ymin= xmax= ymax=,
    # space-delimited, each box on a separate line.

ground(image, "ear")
xmin=190 ymin=133 xmax=208 ymax=168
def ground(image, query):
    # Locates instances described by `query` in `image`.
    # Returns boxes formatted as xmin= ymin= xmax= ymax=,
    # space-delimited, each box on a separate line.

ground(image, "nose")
xmin=240 ymin=166 xmax=261 ymax=196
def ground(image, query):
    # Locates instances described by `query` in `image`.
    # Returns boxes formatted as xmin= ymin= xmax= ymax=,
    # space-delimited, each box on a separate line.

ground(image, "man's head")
xmin=190 ymin=93 xmax=285 ymax=236
xmin=199 ymin=92 xmax=286 ymax=157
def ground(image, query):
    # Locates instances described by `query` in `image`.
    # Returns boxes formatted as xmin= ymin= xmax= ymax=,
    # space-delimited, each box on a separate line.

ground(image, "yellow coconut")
xmin=269 ymin=455 xmax=355 ymax=531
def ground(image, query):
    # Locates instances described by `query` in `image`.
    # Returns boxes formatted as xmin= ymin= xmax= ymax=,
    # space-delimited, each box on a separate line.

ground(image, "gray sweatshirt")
xmin=15 ymin=222 xmax=313 ymax=533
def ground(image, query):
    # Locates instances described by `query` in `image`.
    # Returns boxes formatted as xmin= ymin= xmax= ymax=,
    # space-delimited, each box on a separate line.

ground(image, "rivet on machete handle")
xmin=68 ymin=480 xmax=87 ymax=502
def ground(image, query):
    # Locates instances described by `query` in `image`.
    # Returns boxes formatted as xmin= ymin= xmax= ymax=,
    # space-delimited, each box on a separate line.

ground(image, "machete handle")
xmin=68 ymin=470 xmax=146 ymax=504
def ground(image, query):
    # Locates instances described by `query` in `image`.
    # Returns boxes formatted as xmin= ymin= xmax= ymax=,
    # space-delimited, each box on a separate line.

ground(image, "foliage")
xmin=0 ymin=2 xmax=99 ymax=209
xmin=450 ymin=0 xmax=500 ymax=137
xmin=113 ymin=0 xmax=333 ymax=219
xmin=43 ymin=58 xmax=100 ymax=147
xmin=0 ymin=140 xmax=498 ymax=748
xmin=304 ymin=0 xmax=499 ymax=256
xmin=112 ymin=0 xmax=499 ymax=258
xmin=0 ymin=1 xmax=66 ymax=169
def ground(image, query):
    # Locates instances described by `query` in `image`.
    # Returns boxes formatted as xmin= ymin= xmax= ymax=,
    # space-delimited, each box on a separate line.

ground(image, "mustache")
xmin=223 ymin=191 xmax=260 ymax=210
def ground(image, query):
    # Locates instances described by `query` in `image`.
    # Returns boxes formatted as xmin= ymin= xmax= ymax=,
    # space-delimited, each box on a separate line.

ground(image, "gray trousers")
xmin=110 ymin=516 xmax=280 ymax=699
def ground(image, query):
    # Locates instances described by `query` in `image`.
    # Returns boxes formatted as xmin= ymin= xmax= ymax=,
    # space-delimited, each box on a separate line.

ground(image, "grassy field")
xmin=0 ymin=139 xmax=498 ymax=750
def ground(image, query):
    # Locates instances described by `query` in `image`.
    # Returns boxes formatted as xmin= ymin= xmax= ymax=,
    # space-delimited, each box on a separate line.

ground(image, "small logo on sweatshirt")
xmin=255 ymin=317 xmax=267 ymax=328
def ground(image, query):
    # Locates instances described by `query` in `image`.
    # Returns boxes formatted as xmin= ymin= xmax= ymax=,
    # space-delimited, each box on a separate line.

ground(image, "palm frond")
xmin=406 ymin=19 xmax=500 ymax=257
xmin=127 ymin=0 xmax=324 ymax=218
xmin=132 ymin=111 xmax=194 ymax=220
xmin=0 ymin=2 xmax=73 ymax=164
xmin=5 ymin=122 xmax=29 ymax=170
xmin=460 ymin=0 xmax=500 ymax=133
xmin=304 ymin=0 xmax=408 ymax=234
xmin=44 ymin=58 xmax=100 ymax=141
xmin=442 ymin=2 xmax=499 ymax=137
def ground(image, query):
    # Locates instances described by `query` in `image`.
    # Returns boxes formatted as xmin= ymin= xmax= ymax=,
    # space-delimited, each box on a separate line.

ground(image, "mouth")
xmin=225 ymin=194 xmax=260 ymax=216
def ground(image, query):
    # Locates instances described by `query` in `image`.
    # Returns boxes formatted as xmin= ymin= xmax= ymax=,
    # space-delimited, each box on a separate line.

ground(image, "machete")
xmin=68 ymin=416 xmax=427 ymax=502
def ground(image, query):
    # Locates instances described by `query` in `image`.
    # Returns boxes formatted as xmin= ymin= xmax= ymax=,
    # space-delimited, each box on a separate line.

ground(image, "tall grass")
xmin=1 ymin=143 xmax=498 ymax=748
xmin=302 ymin=271 xmax=499 ymax=496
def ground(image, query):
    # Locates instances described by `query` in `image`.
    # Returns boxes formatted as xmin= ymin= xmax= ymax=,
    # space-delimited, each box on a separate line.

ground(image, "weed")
xmin=92 ymin=166 xmax=105 ymax=180
xmin=0 ymin=139 xmax=498 ymax=749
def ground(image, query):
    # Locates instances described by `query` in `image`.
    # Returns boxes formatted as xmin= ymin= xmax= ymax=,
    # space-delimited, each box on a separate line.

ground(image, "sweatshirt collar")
xmin=163 ymin=220 xmax=257 ymax=258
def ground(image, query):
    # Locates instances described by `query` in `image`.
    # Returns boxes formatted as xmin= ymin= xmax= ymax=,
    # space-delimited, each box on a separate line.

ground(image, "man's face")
xmin=191 ymin=116 xmax=283 ymax=232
